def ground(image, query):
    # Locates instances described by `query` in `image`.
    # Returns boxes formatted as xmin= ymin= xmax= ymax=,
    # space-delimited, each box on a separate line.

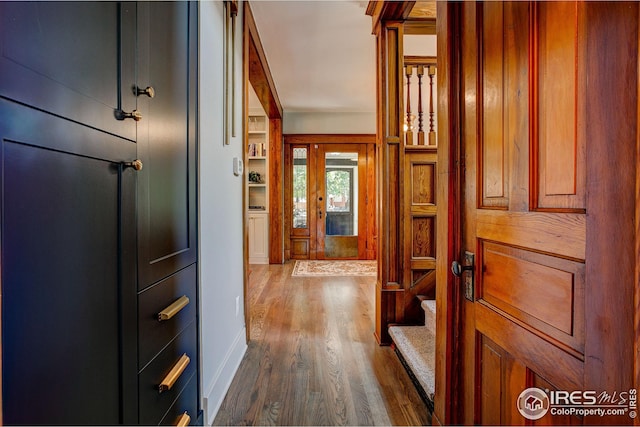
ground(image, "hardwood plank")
xmin=213 ymin=263 xmax=430 ymax=426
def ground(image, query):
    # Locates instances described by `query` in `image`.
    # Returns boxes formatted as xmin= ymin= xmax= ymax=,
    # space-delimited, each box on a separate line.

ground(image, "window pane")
xmin=293 ymin=148 xmax=307 ymax=229
xmin=325 ymin=152 xmax=357 ymax=236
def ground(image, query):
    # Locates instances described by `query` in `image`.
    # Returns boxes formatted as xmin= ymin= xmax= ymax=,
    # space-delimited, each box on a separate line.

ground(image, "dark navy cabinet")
xmin=0 ymin=2 xmax=199 ymax=425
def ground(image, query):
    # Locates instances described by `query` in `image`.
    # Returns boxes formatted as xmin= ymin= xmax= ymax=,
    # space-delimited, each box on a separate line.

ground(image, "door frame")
xmin=433 ymin=2 xmax=461 ymax=424
xmin=242 ymin=2 xmax=283 ymax=343
xmin=283 ymin=134 xmax=376 ymax=261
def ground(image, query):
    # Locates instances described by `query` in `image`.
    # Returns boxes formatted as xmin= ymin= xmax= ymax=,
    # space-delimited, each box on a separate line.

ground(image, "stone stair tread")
xmin=388 ymin=325 xmax=436 ymax=401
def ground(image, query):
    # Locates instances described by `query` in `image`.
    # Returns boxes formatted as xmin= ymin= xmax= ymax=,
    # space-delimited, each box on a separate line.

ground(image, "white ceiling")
xmin=249 ymin=1 xmax=376 ymax=114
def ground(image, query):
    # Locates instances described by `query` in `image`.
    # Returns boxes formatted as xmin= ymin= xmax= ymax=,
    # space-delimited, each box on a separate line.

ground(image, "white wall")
xmin=198 ymin=2 xmax=247 ymax=424
xmin=404 ymin=34 xmax=437 ymax=56
xmin=283 ymin=111 xmax=375 ymax=134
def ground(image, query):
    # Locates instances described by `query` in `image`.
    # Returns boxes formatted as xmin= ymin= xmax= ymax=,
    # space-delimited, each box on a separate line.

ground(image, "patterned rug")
xmin=291 ymin=260 xmax=377 ymax=277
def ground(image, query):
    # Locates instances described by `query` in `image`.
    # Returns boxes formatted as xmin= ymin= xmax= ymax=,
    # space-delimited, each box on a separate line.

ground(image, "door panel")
xmin=318 ymin=145 xmax=365 ymax=259
xmin=0 ymin=102 xmax=137 ymax=424
xmin=290 ymin=145 xmax=313 ymax=259
xmin=0 ymin=2 xmax=136 ymax=141
xmin=460 ymin=2 xmax=591 ymax=424
xmin=0 ymin=2 xmax=138 ymax=423
xmin=136 ymin=2 xmax=197 ymax=289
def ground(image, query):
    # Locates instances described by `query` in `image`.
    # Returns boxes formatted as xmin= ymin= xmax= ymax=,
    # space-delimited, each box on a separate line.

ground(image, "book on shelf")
xmin=248 ymin=143 xmax=266 ymax=157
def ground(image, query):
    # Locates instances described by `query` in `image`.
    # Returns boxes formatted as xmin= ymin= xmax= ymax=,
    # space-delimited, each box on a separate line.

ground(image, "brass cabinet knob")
xmin=115 ymin=109 xmax=142 ymax=121
xmin=123 ymin=159 xmax=143 ymax=171
xmin=136 ymin=86 xmax=155 ymax=98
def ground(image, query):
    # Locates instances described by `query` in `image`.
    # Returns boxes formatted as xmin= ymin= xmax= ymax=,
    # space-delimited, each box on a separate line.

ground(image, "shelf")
xmin=248 ymin=183 xmax=267 ymax=187
xmin=248 ymin=156 xmax=267 ymax=160
xmin=248 ymin=130 xmax=267 ymax=135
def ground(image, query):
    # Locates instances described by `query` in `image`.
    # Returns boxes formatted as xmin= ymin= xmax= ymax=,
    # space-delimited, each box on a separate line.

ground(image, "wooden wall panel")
xmin=411 ymin=163 xmax=435 ymax=205
xmin=412 ymin=217 xmax=435 ymax=258
xmin=403 ymin=147 xmax=437 ymax=326
xmin=533 ymin=1 xmax=585 ymax=211
xmin=480 ymin=2 xmax=508 ymax=208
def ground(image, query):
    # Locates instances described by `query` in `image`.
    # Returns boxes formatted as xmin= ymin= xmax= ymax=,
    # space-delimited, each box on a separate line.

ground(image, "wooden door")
xmin=285 ymin=140 xmax=374 ymax=260
xmin=316 ymin=144 xmax=367 ymax=259
xmin=456 ymin=2 xmax=638 ymax=425
xmin=0 ymin=2 xmax=138 ymax=424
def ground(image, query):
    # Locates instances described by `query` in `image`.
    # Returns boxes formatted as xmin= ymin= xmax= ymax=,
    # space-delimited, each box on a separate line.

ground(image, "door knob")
xmin=135 ymin=85 xmax=155 ymax=98
xmin=123 ymin=159 xmax=143 ymax=171
xmin=451 ymin=260 xmax=472 ymax=277
xmin=115 ymin=109 xmax=142 ymax=121
xmin=452 ymin=251 xmax=476 ymax=301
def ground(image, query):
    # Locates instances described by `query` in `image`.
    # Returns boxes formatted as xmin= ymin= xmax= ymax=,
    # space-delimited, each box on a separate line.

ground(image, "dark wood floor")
xmin=212 ymin=262 xmax=431 ymax=426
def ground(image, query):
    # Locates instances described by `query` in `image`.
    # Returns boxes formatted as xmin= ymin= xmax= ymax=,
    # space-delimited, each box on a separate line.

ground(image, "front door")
xmin=316 ymin=144 xmax=366 ymax=259
xmin=287 ymin=141 xmax=373 ymax=260
xmin=455 ymin=1 xmax=637 ymax=425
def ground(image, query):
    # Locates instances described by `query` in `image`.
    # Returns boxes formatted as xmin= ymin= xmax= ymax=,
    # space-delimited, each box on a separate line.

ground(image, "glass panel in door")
xmin=292 ymin=147 xmax=308 ymax=229
xmin=323 ymin=151 xmax=358 ymax=258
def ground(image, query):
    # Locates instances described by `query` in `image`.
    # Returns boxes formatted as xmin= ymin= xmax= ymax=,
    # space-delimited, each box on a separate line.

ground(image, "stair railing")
xmin=403 ymin=56 xmax=437 ymax=146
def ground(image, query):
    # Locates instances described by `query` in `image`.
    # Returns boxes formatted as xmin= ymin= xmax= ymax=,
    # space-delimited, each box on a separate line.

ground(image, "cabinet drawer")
xmin=139 ymin=264 xmax=197 ymax=368
xmin=159 ymin=375 xmax=198 ymax=426
xmin=139 ymin=321 xmax=197 ymax=425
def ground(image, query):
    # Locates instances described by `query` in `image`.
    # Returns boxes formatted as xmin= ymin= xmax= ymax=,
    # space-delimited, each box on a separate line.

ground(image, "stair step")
xmin=388 ymin=325 xmax=435 ymax=403
xmin=421 ymin=299 xmax=436 ymax=331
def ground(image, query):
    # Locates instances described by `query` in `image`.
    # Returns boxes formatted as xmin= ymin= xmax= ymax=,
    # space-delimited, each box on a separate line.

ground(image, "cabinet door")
xmin=249 ymin=214 xmax=269 ymax=264
xmin=0 ymin=3 xmax=138 ymax=424
xmin=136 ymin=2 xmax=198 ymax=289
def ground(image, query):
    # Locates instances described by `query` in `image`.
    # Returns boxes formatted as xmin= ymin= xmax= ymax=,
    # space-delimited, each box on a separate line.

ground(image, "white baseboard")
xmin=202 ymin=328 xmax=247 ymax=425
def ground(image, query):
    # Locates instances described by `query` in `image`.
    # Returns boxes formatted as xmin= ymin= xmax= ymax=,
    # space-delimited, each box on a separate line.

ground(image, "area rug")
xmin=292 ymin=260 xmax=377 ymax=277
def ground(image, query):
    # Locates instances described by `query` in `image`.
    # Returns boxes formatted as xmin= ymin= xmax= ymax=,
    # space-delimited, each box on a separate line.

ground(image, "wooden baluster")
xmin=428 ymin=65 xmax=436 ymax=145
xmin=417 ymin=65 xmax=425 ymax=145
xmin=405 ymin=64 xmax=413 ymax=145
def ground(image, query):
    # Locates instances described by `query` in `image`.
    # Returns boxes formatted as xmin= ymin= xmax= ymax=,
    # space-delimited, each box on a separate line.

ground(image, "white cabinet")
xmin=248 ymin=213 xmax=269 ymax=264
xmin=247 ymin=109 xmax=269 ymax=264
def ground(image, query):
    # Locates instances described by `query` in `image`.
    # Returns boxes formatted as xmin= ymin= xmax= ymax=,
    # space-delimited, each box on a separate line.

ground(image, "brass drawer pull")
xmin=176 ymin=411 xmax=190 ymax=426
xmin=158 ymin=296 xmax=190 ymax=321
xmin=159 ymin=354 xmax=190 ymax=393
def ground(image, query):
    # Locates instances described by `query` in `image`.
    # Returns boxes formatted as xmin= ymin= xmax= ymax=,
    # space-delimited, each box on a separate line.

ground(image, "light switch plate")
xmin=233 ymin=157 xmax=243 ymax=176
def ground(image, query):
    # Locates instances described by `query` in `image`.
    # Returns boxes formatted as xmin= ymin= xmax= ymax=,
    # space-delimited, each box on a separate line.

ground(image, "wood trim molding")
xmin=403 ymin=55 xmax=436 ymax=67
xmin=366 ymin=1 xmax=416 ymax=33
xmin=284 ymin=134 xmax=376 ymax=144
xmin=404 ymin=18 xmax=436 ymax=35
xmin=434 ymin=1 xmax=460 ymax=425
xmin=269 ymin=118 xmax=284 ymax=264
xmin=244 ymin=2 xmax=282 ymax=119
